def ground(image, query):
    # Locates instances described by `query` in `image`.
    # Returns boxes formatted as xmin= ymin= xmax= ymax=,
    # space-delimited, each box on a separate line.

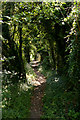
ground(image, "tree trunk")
xmin=19 ymin=22 xmax=25 ymax=78
xmin=24 ymin=45 xmax=30 ymax=63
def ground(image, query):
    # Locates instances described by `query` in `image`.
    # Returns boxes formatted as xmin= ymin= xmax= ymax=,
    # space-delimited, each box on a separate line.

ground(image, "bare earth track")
xmin=30 ymin=61 xmax=46 ymax=119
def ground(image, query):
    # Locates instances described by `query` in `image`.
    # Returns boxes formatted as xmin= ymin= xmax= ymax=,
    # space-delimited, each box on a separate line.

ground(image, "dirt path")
xmin=30 ymin=61 xmax=46 ymax=119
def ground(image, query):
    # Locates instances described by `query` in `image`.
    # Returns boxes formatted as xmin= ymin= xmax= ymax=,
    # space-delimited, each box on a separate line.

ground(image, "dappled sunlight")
xmin=20 ymin=83 xmax=31 ymax=91
xmin=30 ymin=61 xmax=40 ymax=68
xmin=39 ymin=76 xmax=43 ymax=79
xmin=54 ymin=77 xmax=59 ymax=82
xmin=26 ymin=73 xmax=35 ymax=84
xmin=25 ymin=61 xmax=46 ymax=87
xmin=38 ymin=66 xmax=42 ymax=72
xmin=30 ymin=61 xmax=39 ymax=64
xmin=29 ymin=61 xmax=46 ymax=118
xmin=26 ymin=73 xmax=35 ymax=80
xmin=30 ymin=82 xmax=46 ymax=118
xmin=2 ymin=2 xmax=80 ymax=119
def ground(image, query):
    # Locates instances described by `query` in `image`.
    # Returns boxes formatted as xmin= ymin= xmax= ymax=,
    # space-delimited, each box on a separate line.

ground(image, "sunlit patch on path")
xmin=30 ymin=61 xmax=46 ymax=118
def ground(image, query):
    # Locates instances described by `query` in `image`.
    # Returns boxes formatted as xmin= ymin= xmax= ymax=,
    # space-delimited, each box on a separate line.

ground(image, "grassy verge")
xmin=2 ymin=63 xmax=36 ymax=119
xmin=2 ymin=73 xmax=32 ymax=119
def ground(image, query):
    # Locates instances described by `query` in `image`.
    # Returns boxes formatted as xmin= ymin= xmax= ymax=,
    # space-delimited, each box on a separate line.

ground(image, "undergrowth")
xmin=38 ymin=62 xmax=80 ymax=120
xmin=2 ymin=73 xmax=32 ymax=119
xmin=2 ymin=61 xmax=37 ymax=119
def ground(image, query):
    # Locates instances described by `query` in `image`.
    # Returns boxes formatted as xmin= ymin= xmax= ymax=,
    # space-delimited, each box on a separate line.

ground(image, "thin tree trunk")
xmin=19 ymin=22 xmax=23 ymax=78
xmin=48 ymin=40 xmax=56 ymax=69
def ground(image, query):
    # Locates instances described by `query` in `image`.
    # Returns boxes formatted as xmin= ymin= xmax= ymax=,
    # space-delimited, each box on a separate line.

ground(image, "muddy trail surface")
xmin=30 ymin=61 xmax=46 ymax=119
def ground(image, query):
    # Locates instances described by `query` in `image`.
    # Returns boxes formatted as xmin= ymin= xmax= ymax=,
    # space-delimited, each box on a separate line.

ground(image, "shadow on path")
xmin=30 ymin=61 xmax=46 ymax=119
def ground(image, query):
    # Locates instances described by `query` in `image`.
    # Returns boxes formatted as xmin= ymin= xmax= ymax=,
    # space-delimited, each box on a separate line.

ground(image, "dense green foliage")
xmin=38 ymin=67 xmax=80 ymax=119
xmin=2 ymin=76 xmax=31 ymax=118
xmin=1 ymin=2 xmax=80 ymax=119
xmin=2 ymin=63 xmax=36 ymax=119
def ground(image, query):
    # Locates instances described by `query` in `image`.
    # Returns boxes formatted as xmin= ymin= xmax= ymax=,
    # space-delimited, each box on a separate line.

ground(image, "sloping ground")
xmin=30 ymin=61 xmax=46 ymax=119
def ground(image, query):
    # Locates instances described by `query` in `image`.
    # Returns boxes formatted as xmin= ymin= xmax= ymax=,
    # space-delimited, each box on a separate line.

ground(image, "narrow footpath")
xmin=30 ymin=61 xmax=46 ymax=119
